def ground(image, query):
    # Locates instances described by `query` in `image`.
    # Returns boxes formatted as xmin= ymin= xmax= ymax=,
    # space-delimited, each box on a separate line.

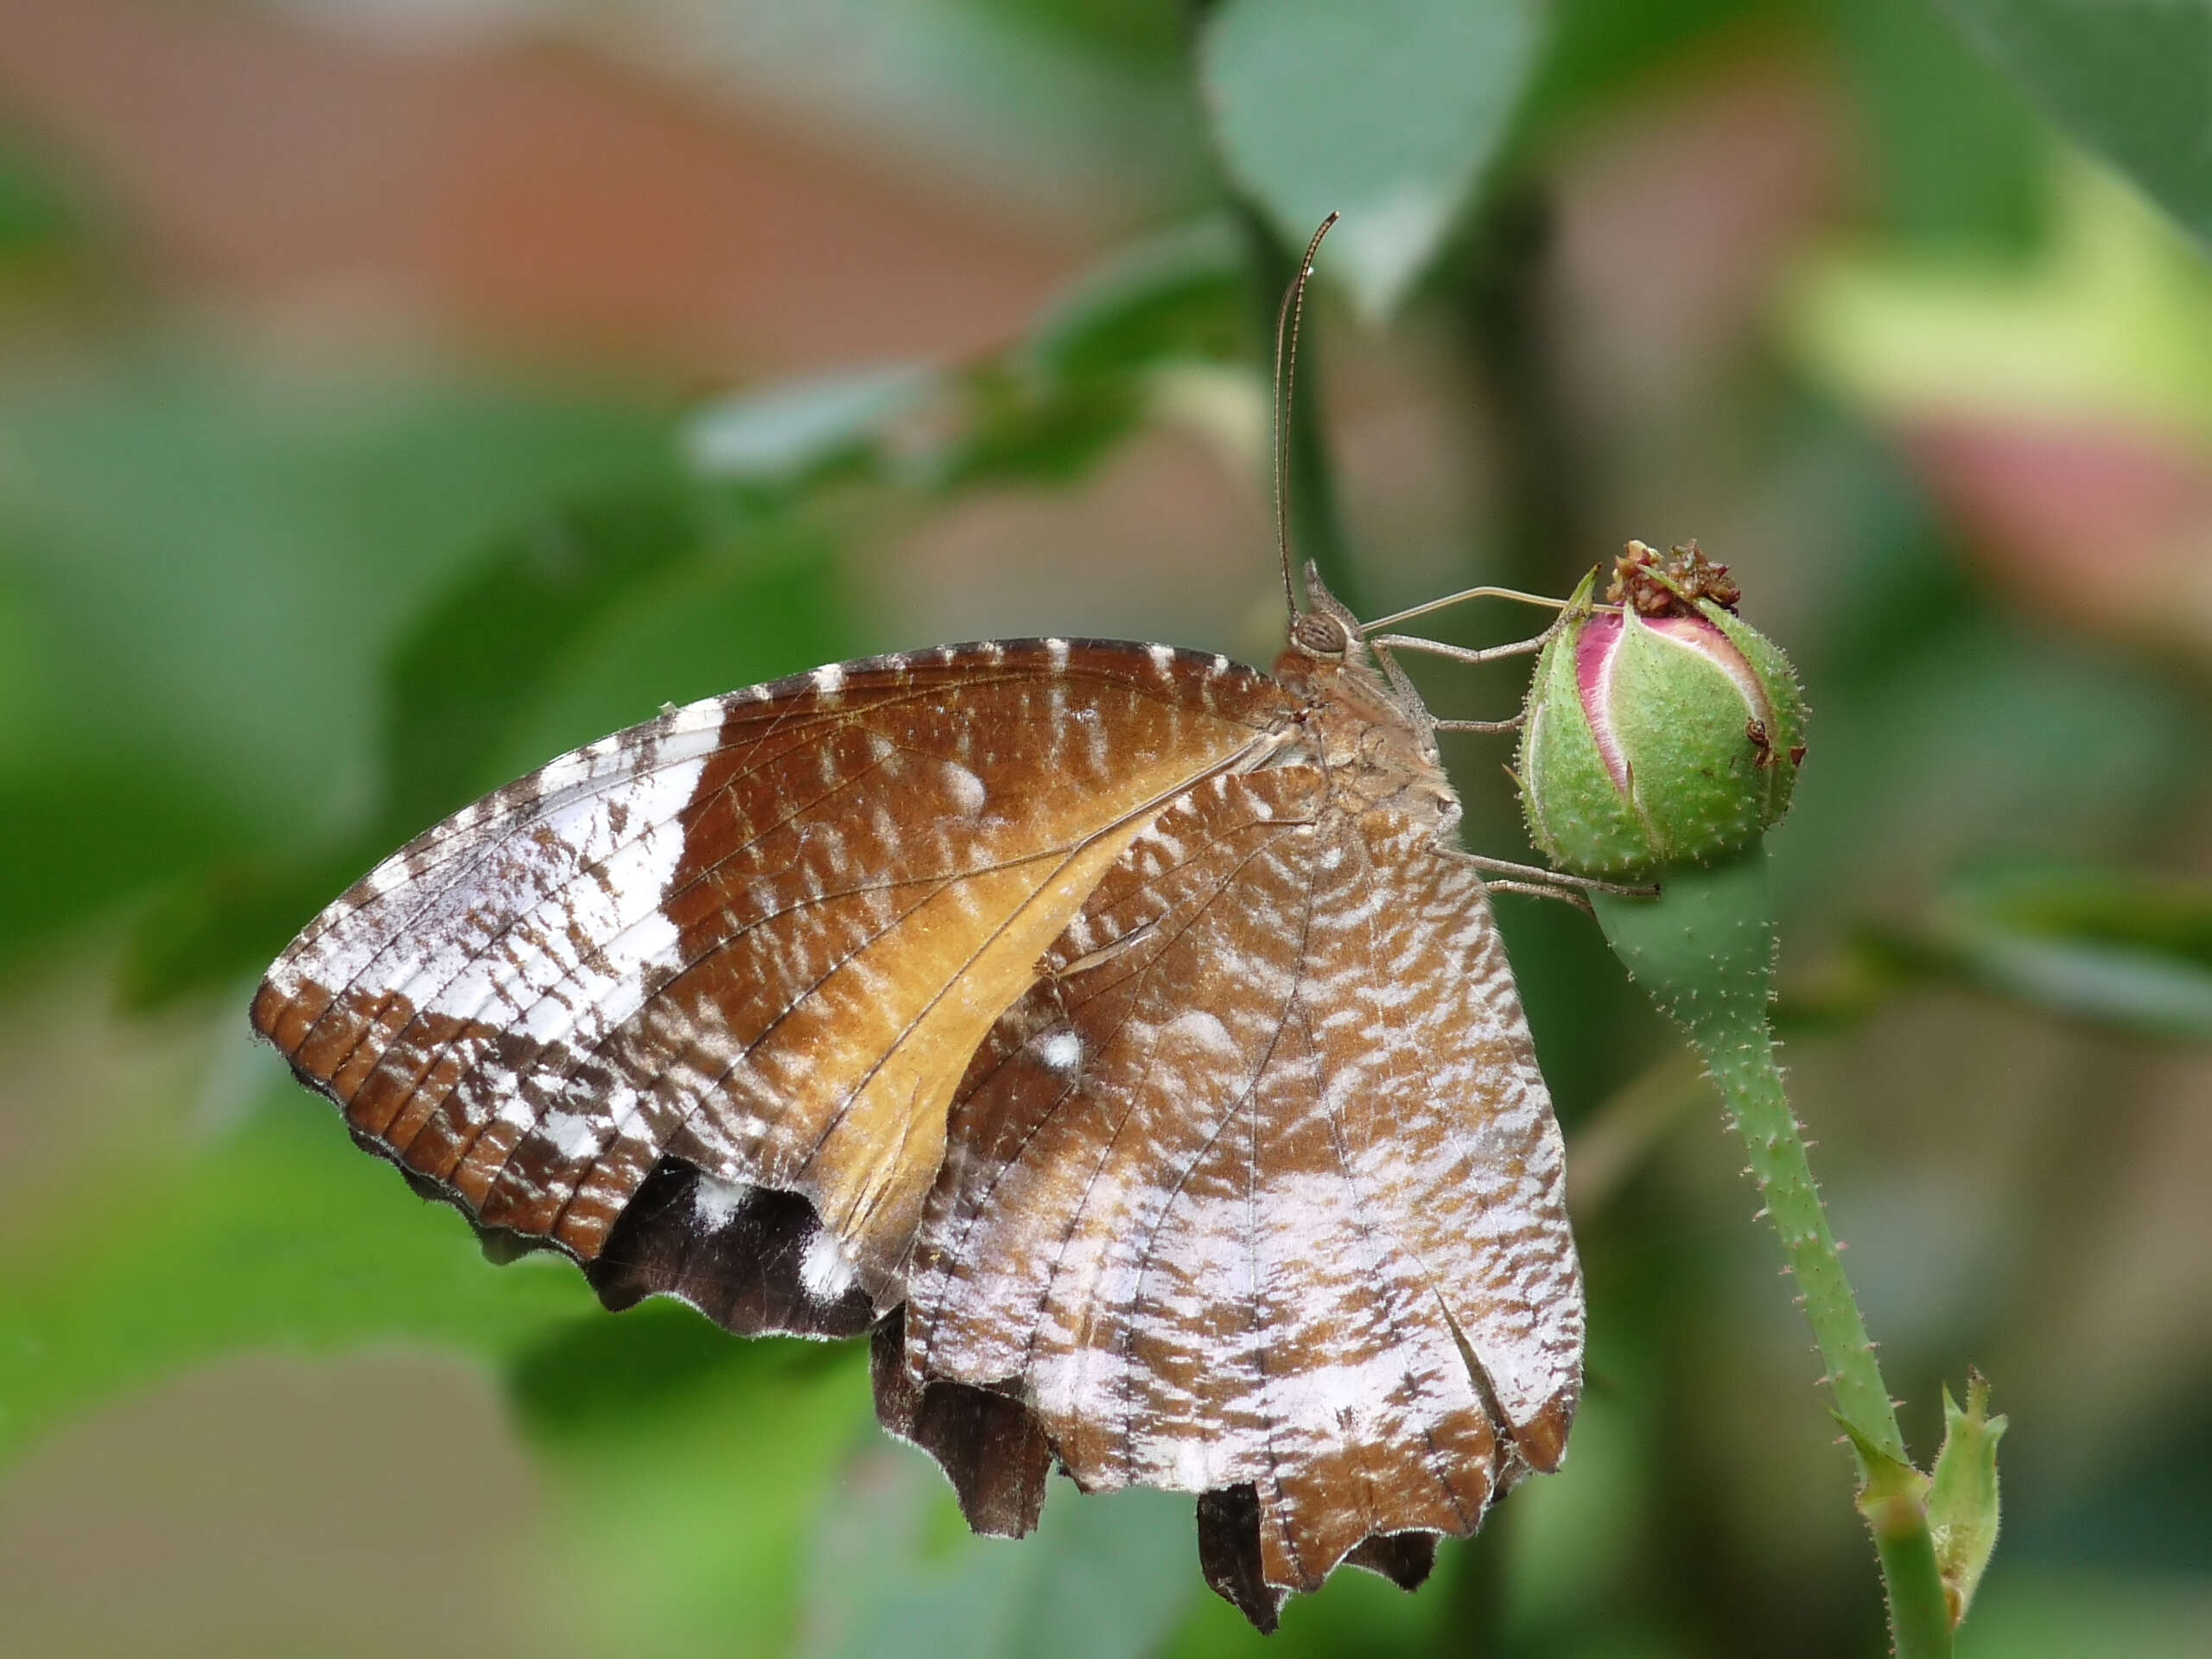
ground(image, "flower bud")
xmin=1518 ymin=542 xmax=1807 ymax=877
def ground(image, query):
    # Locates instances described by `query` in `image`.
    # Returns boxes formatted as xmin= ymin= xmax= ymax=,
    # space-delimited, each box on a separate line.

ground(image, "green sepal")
xmin=1607 ymin=611 xmax=1770 ymax=866
xmin=1520 ymin=571 xmax=1656 ymax=876
xmin=1927 ymin=1371 xmax=2007 ymax=1628
xmin=1702 ymin=595 xmax=1808 ymax=830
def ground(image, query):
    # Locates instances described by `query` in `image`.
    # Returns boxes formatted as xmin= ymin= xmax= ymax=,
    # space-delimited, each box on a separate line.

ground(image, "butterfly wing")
xmin=253 ymin=640 xmax=1297 ymax=1335
xmin=899 ymin=773 xmax=1583 ymax=1628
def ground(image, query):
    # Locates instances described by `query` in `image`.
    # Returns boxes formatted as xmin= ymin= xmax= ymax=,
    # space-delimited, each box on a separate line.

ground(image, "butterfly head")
xmin=1278 ymin=564 xmax=1458 ymax=826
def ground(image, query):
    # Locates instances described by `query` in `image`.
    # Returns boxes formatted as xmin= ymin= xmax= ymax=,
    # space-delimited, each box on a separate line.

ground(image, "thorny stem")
xmin=1591 ymin=845 xmax=1952 ymax=1659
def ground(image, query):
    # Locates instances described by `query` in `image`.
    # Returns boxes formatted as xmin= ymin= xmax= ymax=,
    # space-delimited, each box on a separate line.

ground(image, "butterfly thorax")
xmin=1274 ymin=623 xmax=1460 ymax=837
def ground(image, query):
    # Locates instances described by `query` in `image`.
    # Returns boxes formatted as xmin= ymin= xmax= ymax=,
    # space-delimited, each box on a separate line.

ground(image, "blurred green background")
xmin=2 ymin=2 xmax=2209 ymax=1655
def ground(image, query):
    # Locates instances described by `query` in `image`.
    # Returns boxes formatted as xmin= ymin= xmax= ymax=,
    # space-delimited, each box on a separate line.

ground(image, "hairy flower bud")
xmin=1518 ymin=543 xmax=1807 ymax=877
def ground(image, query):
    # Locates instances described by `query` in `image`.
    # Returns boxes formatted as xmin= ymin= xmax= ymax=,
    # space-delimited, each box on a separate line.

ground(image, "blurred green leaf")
xmin=0 ymin=138 xmax=85 ymax=264
xmin=1866 ymin=861 xmax=2212 ymax=1039
xmin=686 ymin=365 xmax=938 ymax=493
xmin=0 ymin=762 xmax=252 ymax=978
xmin=1515 ymin=0 xmax=1769 ymax=153
xmin=1772 ymin=616 xmax=2201 ymax=933
xmin=671 ymin=0 xmax=1206 ymax=208
xmin=480 ymin=522 xmax=849 ymax=781
xmin=1955 ymin=1573 xmax=2212 ymax=1657
xmin=0 ymin=359 xmax=677 ymax=817
xmin=379 ymin=481 xmax=703 ymax=834
xmin=1199 ymin=0 xmax=1542 ymax=321
xmin=513 ymin=1305 xmax=876 ymax=1659
xmin=1027 ymin=216 xmax=1251 ymax=378
xmin=683 ymin=220 xmax=1258 ymax=504
xmin=1786 ymin=160 xmax=2212 ymax=446
xmin=931 ymin=361 xmax=1149 ymax=490
xmin=969 ymin=0 xmax=1186 ymax=69
xmin=1939 ymin=0 xmax=2212 ymax=246
xmin=1953 ymin=862 xmax=2212 ymax=964
xmin=799 ymin=1445 xmax=1195 ymax=1659
xmin=0 ymin=1085 xmax=598 ymax=1469
xmin=1825 ymin=0 xmax=2052 ymax=251
xmin=115 ymin=843 xmax=376 ymax=1013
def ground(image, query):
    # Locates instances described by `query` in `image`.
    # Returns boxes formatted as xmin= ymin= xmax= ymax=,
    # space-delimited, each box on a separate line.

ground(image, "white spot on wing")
xmin=1039 ymin=1031 xmax=1083 ymax=1072
xmin=940 ymin=760 xmax=988 ymax=817
xmin=799 ymin=1230 xmax=857 ymax=1300
xmin=811 ymin=662 xmax=846 ymax=696
xmin=1147 ymin=642 xmax=1175 ymax=673
xmin=539 ymin=1109 xmax=601 ymax=1160
xmin=690 ymin=1174 xmax=753 ymax=1230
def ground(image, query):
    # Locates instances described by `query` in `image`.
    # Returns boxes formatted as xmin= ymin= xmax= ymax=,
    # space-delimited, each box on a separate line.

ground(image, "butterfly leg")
xmin=1369 ymin=628 xmax=1554 ymax=669
xmin=1484 ymin=879 xmax=1593 ymax=913
xmin=1361 ymin=583 xmax=1596 ymax=634
xmin=1461 ymin=853 xmax=1657 ymax=903
xmin=1370 ymin=625 xmax=1559 ymax=732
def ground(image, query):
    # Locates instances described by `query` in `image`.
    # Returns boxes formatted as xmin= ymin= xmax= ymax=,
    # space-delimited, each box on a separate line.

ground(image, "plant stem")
xmin=1591 ymin=844 xmax=1951 ymax=1658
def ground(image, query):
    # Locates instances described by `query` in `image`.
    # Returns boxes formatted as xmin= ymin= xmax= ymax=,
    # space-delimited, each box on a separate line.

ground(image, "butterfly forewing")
xmin=253 ymin=639 xmax=1296 ymax=1325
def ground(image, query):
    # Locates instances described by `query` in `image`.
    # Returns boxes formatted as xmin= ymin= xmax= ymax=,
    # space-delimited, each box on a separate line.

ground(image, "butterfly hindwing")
xmin=899 ymin=766 xmax=1582 ymax=1626
xmin=253 ymin=641 xmax=1296 ymax=1333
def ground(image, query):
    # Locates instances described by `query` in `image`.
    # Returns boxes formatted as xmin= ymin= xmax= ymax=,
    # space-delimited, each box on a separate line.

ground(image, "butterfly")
xmin=250 ymin=225 xmax=1585 ymax=1632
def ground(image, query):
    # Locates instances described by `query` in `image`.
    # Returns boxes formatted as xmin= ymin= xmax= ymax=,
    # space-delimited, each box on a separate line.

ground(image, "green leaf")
xmin=0 ymin=138 xmax=86 ymax=264
xmin=1826 ymin=0 xmax=2052 ymax=251
xmin=1027 ymin=216 xmax=1252 ymax=378
xmin=798 ymin=1442 xmax=1195 ymax=1659
xmin=1938 ymin=0 xmax=2212 ymax=245
xmin=1929 ymin=1373 xmax=2007 ymax=1626
xmin=0 ymin=1086 xmax=597 ymax=1470
xmin=685 ymin=220 xmax=1261 ymax=501
xmin=1199 ymin=0 xmax=1542 ymax=321
xmin=509 ymin=1306 xmax=877 ymax=1659
xmin=1515 ymin=0 xmax=1767 ymax=151
xmin=1785 ymin=159 xmax=2212 ymax=448
xmin=1847 ymin=861 xmax=2212 ymax=1039
xmin=475 ymin=524 xmax=849 ymax=786
xmin=0 ymin=358 xmax=676 ymax=821
xmin=377 ymin=481 xmax=704 ymax=835
xmin=1948 ymin=864 xmax=2212 ymax=1038
xmin=685 ymin=365 xmax=938 ymax=493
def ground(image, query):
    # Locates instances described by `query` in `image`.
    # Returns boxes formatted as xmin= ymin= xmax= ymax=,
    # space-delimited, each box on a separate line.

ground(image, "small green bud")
xmin=1519 ymin=542 xmax=1808 ymax=877
xmin=1928 ymin=1371 xmax=2006 ymax=1627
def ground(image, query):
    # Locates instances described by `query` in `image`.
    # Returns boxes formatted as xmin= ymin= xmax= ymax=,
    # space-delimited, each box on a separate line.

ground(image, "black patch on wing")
xmin=871 ymin=1306 xmax=1053 ymax=1537
xmin=1344 ymin=1530 xmax=1439 ymax=1592
xmin=1197 ymin=1484 xmax=1286 ymax=1634
xmin=583 ymin=1156 xmax=874 ymax=1338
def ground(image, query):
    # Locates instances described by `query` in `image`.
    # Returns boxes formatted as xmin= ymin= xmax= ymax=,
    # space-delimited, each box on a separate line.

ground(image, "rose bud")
xmin=1518 ymin=542 xmax=1807 ymax=877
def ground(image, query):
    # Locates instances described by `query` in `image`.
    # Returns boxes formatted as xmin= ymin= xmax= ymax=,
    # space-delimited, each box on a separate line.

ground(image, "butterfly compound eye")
xmin=1291 ymin=611 xmax=1351 ymax=657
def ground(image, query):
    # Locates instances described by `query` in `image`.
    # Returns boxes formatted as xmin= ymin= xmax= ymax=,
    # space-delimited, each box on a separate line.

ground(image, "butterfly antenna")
xmin=1274 ymin=211 xmax=1340 ymax=620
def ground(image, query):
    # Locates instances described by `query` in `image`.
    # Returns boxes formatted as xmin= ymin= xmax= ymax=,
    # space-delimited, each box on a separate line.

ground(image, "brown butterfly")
xmin=251 ymin=227 xmax=1587 ymax=1633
